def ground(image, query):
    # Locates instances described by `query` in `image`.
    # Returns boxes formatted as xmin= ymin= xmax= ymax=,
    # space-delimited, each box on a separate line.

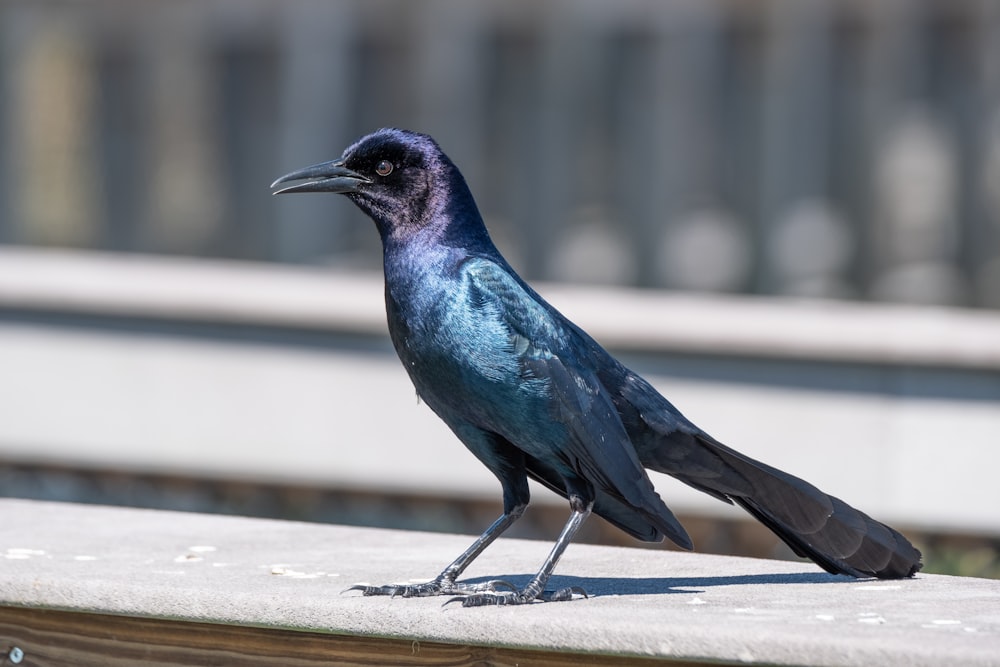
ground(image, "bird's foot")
xmin=445 ymin=585 xmax=588 ymax=607
xmin=344 ymin=577 xmax=516 ymax=599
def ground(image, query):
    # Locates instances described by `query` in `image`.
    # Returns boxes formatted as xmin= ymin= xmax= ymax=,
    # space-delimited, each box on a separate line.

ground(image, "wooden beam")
xmin=0 ymin=607 xmax=695 ymax=667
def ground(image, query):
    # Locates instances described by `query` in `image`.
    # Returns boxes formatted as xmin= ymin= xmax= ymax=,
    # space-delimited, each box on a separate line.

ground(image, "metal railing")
xmin=2 ymin=0 xmax=999 ymax=308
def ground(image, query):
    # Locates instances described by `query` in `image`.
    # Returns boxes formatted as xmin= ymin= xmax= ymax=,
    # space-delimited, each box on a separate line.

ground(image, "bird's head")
xmin=272 ymin=128 xmax=482 ymax=245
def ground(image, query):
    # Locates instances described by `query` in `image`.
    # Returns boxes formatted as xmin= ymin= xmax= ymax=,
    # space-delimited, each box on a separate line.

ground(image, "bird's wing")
xmin=461 ymin=257 xmax=690 ymax=545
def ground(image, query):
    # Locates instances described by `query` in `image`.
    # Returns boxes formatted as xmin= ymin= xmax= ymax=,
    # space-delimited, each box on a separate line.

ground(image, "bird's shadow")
xmin=460 ymin=571 xmax=850 ymax=597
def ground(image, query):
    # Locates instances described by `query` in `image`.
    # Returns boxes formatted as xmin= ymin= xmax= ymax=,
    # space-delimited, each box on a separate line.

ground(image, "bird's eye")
xmin=375 ymin=160 xmax=393 ymax=177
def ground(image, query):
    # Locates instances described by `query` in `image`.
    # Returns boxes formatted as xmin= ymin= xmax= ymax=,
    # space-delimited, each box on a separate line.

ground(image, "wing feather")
xmin=462 ymin=257 xmax=692 ymax=548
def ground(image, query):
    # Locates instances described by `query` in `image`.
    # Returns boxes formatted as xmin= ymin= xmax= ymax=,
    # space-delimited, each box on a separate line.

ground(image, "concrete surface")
xmin=1 ymin=499 xmax=998 ymax=666
xmin=3 ymin=247 xmax=1000 ymax=367
xmin=1 ymin=249 xmax=999 ymax=534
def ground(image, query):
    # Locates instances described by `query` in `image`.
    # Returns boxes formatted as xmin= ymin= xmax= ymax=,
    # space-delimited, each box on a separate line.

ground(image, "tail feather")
xmin=733 ymin=494 xmax=919 ymax=578
xmin=649 ymin=434 xmax=922 ymax=579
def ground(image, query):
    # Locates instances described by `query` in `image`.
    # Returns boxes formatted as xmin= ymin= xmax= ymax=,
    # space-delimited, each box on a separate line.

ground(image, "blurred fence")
xmin=2 ymin=0 xmax=1000 ymax=307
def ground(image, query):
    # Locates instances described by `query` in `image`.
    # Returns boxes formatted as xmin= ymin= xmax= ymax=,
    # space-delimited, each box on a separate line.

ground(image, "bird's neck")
xmin=381 ymin=182 xmax=499 ymax=275
xmin=382 ymin=222 xmax=494 ymax=288
xmin=379 ymin=166 xmax=501 ymax=310
xmin=380 ymin=208 xmax=502 ymax=334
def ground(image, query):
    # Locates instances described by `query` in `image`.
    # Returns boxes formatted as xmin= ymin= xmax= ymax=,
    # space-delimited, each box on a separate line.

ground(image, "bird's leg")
xmin=345 ymin=504 xmax=525 ymax=598
xmin=449 ymin=499 xmax=592 ymax=607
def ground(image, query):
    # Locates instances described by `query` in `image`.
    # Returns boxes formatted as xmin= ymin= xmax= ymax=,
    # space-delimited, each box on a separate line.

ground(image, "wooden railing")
xmin=2 ymin=499 xmax=999 ymax=666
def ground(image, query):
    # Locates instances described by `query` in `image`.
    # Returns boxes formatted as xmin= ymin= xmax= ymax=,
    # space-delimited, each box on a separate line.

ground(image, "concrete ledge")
xmin=2 ymin=500 xmax=998 ymax=666
xmin=1 ymin=247 xmax=999 ymax=535
xmin=2 ymin=246 xmax=1000 ymax=369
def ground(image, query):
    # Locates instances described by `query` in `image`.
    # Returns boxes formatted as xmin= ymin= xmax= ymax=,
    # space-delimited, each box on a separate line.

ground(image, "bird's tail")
xmin=651 ymin=435 xmax=922 ymax=579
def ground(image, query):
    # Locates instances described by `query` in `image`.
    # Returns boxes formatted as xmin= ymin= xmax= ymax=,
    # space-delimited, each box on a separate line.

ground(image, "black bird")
xmin=272 ymin=128 xmax=922 ymax=606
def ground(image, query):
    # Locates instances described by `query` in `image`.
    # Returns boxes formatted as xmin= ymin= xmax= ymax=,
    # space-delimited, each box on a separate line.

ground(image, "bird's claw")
xmin=343 ymin=582 xmax=443 ymax=598
xmin=444 ymin=585 xmax=588 ymax=607
xmin=480 ymin=579 xmax=518 ymax=592
xmin=542 ymin=585 xmax=588 ymax=602
xmin=343 ymin=578 xmax=517 ymax=599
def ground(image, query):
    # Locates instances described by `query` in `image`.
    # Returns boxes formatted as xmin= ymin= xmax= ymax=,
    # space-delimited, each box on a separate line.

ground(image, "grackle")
xmin=272 ymin=128 xmax=921 ymax=606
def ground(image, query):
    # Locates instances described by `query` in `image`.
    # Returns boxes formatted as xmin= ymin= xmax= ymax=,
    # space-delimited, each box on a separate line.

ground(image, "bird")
xmin=271 ymin=128 xmax=922 ymax=606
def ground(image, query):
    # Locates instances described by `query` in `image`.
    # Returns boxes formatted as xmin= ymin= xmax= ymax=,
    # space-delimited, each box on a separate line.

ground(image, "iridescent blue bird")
xmin=272 ymin=129 xmax=921 ymax=606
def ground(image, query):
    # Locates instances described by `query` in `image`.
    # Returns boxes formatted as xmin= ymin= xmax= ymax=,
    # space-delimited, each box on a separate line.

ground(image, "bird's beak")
xmin=270 ymin=159 xmax=370 ymax=195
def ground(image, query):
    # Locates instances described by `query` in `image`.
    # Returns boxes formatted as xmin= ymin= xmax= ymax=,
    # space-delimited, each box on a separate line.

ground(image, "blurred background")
xmin=1 ymin=0 xmax=998 ymax=578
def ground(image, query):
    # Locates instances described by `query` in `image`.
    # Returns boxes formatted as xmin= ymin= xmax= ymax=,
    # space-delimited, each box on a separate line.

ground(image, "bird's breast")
xmin=384 ymin=275 xmax=543 ymax=427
